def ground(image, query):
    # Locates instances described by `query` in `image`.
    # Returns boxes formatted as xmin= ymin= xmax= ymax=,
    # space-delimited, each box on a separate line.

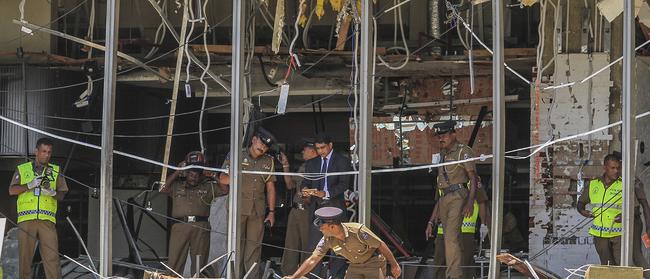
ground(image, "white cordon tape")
xmin=3 ymin=110 xmax=650 ymax=179
xmin=564 ymin=264 xmax=591 ymax=279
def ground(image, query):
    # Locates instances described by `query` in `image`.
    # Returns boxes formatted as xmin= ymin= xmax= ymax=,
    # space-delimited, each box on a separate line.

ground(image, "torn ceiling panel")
xmin=596 ymin=0 xmax=644 ymax=22
xmin=638 ymin=1 xmax=650 ymax=28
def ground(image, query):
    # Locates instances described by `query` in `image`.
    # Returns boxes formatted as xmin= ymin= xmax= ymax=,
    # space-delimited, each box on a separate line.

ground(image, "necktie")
xmin=321 ymin=157 xmax=329 ymax=195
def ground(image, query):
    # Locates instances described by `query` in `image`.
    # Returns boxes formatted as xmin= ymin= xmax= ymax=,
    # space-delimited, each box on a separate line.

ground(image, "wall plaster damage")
xmin=530 ymin=53 xmax=614 ymax=276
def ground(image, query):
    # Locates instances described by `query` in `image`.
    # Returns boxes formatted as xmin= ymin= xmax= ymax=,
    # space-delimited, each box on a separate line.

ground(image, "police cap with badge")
xmin=313 ymin=207 xmax=344 ymax=227
xmin=433 ymin=120 xmax=457 ymax=136
xmin=255 ymin=127 xmax=277 ymax=148
xmin=302 ymin=137 xmax=316 ymax=149
xmin=185 ymin=151 xmax=205 ymax=174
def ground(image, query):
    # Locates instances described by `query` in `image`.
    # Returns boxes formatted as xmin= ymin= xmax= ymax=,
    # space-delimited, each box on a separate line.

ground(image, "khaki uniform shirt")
xmin=11 ymin=164 xmax=69 ymax=192
xmin=291 ymin=164 xmax=307 ymax=205
xmin=312 ymin=223 xmax=383 ymax=264
xmin=170 ymin=180 xmax=224 ymax=218
xmin=223 ymin=150 xmax=277 ymax=216
xmin=436 ymin=142 xmax=476 ymax=189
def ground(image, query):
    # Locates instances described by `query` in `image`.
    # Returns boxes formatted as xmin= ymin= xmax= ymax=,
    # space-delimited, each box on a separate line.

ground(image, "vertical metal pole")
xmin=488 ymin=0 xmax=505 ymax=277
xmin=100 ymin=0 xmax=119 ymax=275
xmin=159 ymin=0 xmax=189 ymax=184
xmin=620 ymin=0 xmax=636 ymax=266
xmin=228 ymin=0 xmax=245 ymax=278
xmin=358 ymin=0 xmax=374 ymax=226
xmin=22 ymin=59 xmax=28 ymax=157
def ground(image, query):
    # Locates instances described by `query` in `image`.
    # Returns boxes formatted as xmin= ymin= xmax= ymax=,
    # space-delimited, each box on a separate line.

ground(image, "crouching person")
xmin=283 ymin=207 xmax=401 ymax=279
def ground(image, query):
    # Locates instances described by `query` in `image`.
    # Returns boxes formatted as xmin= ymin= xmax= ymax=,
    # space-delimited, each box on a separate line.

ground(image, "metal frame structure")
xmin=621 ymin=0 xmax=636 ymax=266
xmin=89 ymin=0 xmax=641 ymax=275
xmin=358 ymin=0 xmax=374 ymax=226
xmin=489 ymin=0 xmax=505 ymax=277
xmin=99 ymin=0 xmax=119 ymax=276
xmin=228 ymin=0 xmax=247 ymax=278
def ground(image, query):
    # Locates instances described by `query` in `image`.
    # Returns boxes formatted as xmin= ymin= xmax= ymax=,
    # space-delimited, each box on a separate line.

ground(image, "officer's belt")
xmin=352 ymin=253 xmax=385 ymax=266
xmin=440 ymin=184 xmax=465 ymax=196
xmin=176 ymin=215 xmax=209 ymax=223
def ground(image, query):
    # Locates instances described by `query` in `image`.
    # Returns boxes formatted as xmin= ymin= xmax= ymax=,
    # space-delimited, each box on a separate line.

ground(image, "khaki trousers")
xmin=437 ymin=188 xmax=468 ymax=279
xmin=168 ymin=221 xmax=211 ymax=275
xmin=18 ymin=220 xmax=61 ymax=279
xmin=594 ymin=236 xmax=621 ymax=265
xmin=281 ymin=208 xmax=311 ymax=275
xmin=344 ymin=256 xmax=386 ymax=279
xmin=433 ymin=233 xmax=476 ymax=279
xmin=239 ymin=214 xmax=265 ymax=276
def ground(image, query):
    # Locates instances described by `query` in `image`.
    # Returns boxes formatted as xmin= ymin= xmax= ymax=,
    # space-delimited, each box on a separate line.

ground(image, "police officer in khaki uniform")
xmin=160 ymin=151 xmax=226 ymax=275
xmin=280 ymin=139 xmax=319 ymax=275
xmin=431 ymin=120 xmax=477 ymax=279
xmin=9 ymin=138 xmax=68 ymax=279
xmin=220 ymin=128 xmax=277 ymax=276
xmin=426 ymin=185 xmax=489 ymax=279
xmin=283 ymin=207 xmax=401 ymax=279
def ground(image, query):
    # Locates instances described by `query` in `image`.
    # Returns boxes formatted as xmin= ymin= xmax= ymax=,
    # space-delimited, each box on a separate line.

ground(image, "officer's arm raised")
xmin=160 ymin=161 xmax=185 ymax=193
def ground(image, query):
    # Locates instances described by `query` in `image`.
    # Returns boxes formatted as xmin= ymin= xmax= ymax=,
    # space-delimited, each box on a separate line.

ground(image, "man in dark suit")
xmin=301 ymin=134 xmax=352 ymax=211
xmin=301 ymin=133 xmax=351 ymax=279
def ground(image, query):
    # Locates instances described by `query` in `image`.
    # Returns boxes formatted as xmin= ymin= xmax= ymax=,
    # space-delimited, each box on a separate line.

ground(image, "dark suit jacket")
xmin=301 ymin=151 xmax=352 ymax=210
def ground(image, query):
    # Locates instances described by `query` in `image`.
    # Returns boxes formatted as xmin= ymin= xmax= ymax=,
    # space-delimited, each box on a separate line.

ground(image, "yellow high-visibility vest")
xmin=588 ymin=178 xmax=622 ymax=238
xmin=16 ymin=162 xmax=59 ymax=224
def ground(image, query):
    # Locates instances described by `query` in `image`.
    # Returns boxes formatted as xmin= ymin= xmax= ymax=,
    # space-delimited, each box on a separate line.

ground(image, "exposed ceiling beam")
xmin=196 ymin=88 xmax=349 ymax=97
xmin=381 ymin=95 xmax=519 ymax=110
xmin=207 ymin=106 xmax=353 ymax=113
xmin=13 ymin=20 xmax=169 ymax=82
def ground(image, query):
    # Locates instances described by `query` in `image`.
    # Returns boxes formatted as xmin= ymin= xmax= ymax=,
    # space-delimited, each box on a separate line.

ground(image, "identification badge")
xmin=432 ymin=153 xmax=441 ymax=164
xmin=34 ymin=188 xmax=40 ymax=196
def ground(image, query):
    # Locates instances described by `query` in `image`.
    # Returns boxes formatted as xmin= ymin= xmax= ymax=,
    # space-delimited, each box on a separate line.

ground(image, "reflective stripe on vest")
xmin=588 ymin=178 xmax=622 ymax=238
xmin=16 ymin=162 xmax=59 ymax=224
xmin=437 ymin=201 xmax=480 ymax=235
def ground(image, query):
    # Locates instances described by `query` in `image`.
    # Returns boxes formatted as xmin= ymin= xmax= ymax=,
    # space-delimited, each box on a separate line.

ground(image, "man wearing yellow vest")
xmin=9 ymin=138 xmax=68 ymax=279
xmin=577 ymin=153 xmax=650 ymax=267
xmin=426 ymin=184 xmax=489 ymax=279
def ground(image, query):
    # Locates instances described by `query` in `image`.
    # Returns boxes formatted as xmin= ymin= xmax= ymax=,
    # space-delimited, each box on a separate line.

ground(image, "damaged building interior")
xmin=0 ymin=0 xmax=649 ymax=278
